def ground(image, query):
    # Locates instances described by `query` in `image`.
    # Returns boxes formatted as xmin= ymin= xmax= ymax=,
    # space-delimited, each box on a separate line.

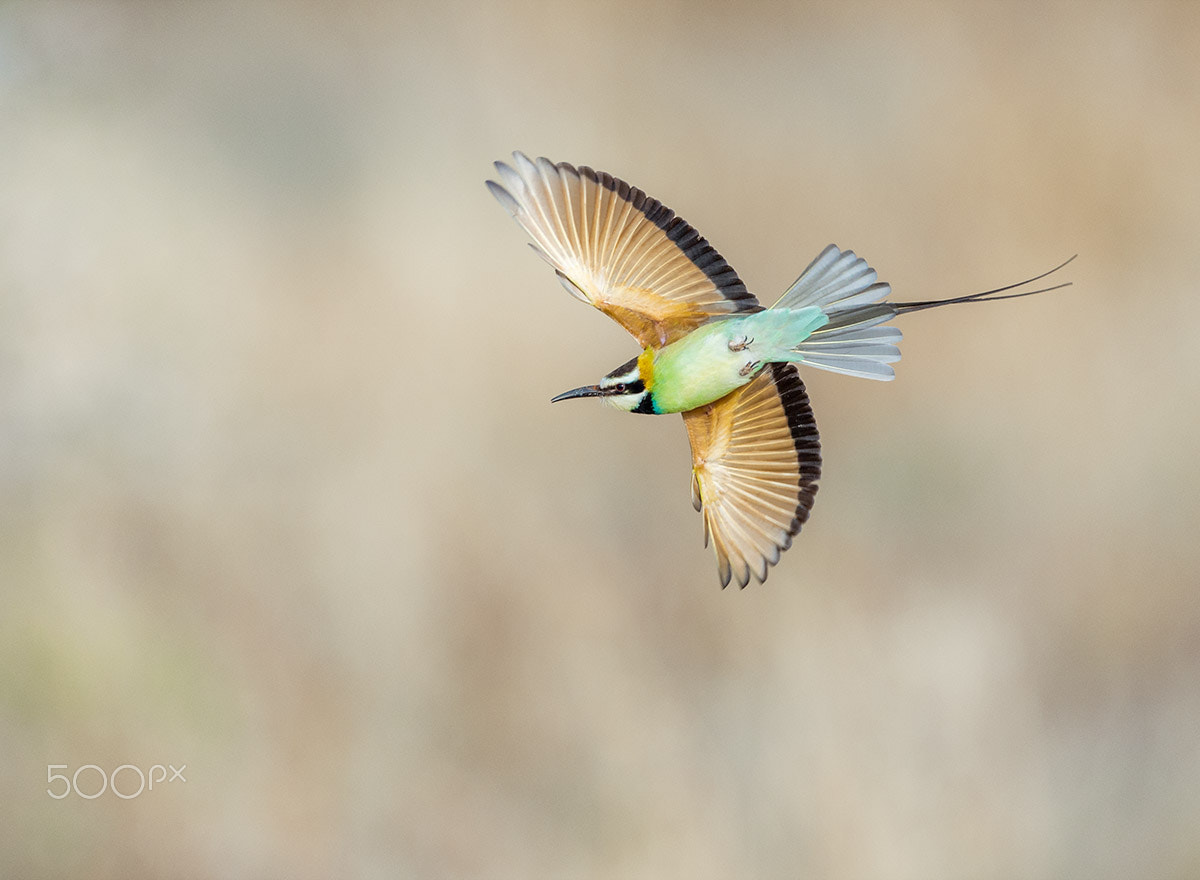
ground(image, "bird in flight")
xmin=487 ymin=152 xmax=1071 ymax=588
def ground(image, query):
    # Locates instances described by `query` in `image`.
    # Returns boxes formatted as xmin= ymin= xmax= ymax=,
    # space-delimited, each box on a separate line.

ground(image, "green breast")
xmin=648 ymin=321 xmax=760 ymax=413
xmin=648 ymin=308 xmax=828 ymax=413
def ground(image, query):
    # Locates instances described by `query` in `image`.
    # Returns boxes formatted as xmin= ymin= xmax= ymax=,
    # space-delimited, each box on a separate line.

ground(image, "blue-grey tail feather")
xmin=772 ymin=244 xmax=892 ymax=314
xmin=773 ymin=246 xmax=902 ymax=380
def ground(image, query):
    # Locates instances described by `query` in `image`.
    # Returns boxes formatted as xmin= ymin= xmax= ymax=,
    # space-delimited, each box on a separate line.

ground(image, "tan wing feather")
xmin=683 ymin=363 xmax=821 ymax=588
xmin=488 ymin=152 xmax=760 ymax=348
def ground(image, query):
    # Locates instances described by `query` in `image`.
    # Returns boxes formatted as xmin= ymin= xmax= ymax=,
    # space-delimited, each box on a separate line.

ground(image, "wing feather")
xmin=488 ymin=152 xmax=760 ymax=348
xmin=683 ymin=363 xmax=821 ymax=588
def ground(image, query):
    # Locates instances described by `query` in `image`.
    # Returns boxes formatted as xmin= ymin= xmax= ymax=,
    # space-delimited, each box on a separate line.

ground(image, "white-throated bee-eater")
xmin=487 ymin=152 xmax=1071 ymax=588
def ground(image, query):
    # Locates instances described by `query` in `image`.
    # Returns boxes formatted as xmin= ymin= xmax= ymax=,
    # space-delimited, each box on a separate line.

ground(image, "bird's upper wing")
xmin=487 ymin=152 xmax=761 ymax=349
xmin=683 ymin=363 xmax=821 ymax=587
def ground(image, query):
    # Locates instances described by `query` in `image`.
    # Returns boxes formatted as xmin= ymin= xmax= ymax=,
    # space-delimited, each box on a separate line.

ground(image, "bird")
xmin=486 ymin=152 xmax=1072 ymax=588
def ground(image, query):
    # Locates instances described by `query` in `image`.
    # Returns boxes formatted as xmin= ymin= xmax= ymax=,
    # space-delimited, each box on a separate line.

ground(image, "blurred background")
xmin=2 ymin=2 xmax=1198 ymax=877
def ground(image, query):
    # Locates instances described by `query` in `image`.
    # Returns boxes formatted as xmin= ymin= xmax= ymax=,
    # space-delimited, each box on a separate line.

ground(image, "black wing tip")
xmin=767 ymin=363 xmax=822 ymax=538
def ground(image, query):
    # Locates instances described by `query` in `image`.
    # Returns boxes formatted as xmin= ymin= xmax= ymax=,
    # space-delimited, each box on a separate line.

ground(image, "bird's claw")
xmin=728 ymin=335 xmax=753 ymax=352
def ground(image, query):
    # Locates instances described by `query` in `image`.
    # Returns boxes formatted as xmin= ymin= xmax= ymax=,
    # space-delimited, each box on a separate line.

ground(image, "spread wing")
xmin=682 ymin=363 xmax=821 ymax=587
xmin=487 ymin=152 xmax=761 ymax=349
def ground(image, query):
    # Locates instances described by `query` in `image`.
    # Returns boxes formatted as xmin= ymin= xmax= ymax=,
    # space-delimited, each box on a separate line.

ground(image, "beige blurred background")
xmin=3 ymin=2 xmax=1198 ymax=877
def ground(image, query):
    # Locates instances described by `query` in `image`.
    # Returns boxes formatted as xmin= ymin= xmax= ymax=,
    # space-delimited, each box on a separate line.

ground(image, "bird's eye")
xmin=614 ymin=383 xmax=627 ymax=393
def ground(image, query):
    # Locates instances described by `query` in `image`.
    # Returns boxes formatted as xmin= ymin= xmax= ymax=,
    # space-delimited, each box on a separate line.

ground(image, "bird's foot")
xmin=728 ymin=335 xmax=753 ymax=352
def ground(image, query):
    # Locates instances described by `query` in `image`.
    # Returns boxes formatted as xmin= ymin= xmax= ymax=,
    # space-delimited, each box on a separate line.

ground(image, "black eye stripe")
xmin=605 ymin=379 xmax=643 ymax=395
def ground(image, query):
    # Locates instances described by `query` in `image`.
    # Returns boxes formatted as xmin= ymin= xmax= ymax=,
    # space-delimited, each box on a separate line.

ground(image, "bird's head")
xmin=551 ymin=348 xmax=658 ymax=414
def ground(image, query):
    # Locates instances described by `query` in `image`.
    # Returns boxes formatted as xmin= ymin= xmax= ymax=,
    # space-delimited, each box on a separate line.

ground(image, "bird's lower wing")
xmin=683 ymin=363 xmax=821 ymax=588
xmin=487 ymin=152 xmax=760 ymax=349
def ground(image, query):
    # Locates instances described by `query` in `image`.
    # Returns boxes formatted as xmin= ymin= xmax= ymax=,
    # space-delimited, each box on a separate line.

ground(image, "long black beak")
xmin=551 ymin=384 xmax=604 ymax=403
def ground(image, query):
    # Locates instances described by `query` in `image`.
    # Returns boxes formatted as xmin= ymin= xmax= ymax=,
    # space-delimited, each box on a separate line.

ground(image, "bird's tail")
xmin=770 ymin=245 xmax=1073 ymax=381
